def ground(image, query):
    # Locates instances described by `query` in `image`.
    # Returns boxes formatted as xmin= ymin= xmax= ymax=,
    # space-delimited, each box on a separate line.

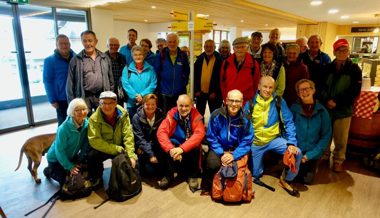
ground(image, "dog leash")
xmin=24 ymin=189 xmax=60 ymax=217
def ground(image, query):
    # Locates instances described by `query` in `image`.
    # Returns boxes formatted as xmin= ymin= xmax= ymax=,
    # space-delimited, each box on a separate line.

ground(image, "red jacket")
xmin=157 ymin=107 xmax=205 ymax=153
xmin=220 ymin=53 xmax=261 ymax=104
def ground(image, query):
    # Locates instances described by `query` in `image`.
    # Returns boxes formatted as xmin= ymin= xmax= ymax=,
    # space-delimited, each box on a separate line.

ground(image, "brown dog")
xmin=15 ymin=133 xmax=56 ymax=184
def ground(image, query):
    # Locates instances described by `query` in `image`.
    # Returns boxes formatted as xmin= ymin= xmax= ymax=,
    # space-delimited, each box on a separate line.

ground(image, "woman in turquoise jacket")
xmin=291 ymin=79 xmax=332 ymax=184
xmin=44 ymin=98 xmax=89 ymax=186
xmin=121 ymin=45 xmax=157 ymax=119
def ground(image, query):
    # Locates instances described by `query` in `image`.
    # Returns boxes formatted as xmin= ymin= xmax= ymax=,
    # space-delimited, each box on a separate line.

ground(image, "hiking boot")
xmin=43 ymin=167 xmax=52 ymax=179
xmin=158 ymin=176 xmax=171 ymax=190
xmin=279 ymin=175 xmax=299 ymax=197
xmin=188 ymin=178 xmax=199 ymax=192
xmin=333 ymin=162 xmax=344 ymax=173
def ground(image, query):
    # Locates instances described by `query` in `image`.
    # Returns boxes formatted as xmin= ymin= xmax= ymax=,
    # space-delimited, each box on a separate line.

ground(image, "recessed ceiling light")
xmin=341 ymin=15 xmax=350 ymax=19
xmin=144 ymin=19 xmax=148 ymax=22
xmin=310 ymin=1 xmax=323 ymax=6
xmin=352 ymin=21 xmax=359 ymax=24
xmin=265 ymin=24 xmax=269 ymax=27
xmin=240 ymin=19 xmax=244 ymax=23
xmin=151 ymin=5 xmax=156 ymax=9
xmin=328 ymin=9 xmax=339 ymax=14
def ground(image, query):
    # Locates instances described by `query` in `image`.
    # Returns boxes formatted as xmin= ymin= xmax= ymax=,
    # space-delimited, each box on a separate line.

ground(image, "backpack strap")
xmin=275 ymin=96 xmax=286 ymax=134
xmin=24 ymin=190 xmax=61 ymax=217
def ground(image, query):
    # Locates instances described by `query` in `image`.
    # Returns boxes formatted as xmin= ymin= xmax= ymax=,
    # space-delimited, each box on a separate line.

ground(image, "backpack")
xmin=25 ymin=172 xmax=92 ymax=218
xmin=117 ymin=69 xmax=132 ymax=103
xmin=211 ymin=155 xmax=254 ymax=203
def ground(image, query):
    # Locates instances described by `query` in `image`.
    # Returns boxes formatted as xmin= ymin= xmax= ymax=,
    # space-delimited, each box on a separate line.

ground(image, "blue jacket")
xmin=291 ymin=101 xmax=332 ymax=160
xmin=207 ymin=107 xmax=253 ymax=160
xmin=244 ymin=93 xmax=297 ymax=146
xmin=132 ymin=106 xmax=164 ymax=157
xmin=119 ymin=44 xmax=133 ymax=66
xmin=43 ymin=49 xmax=75 ymax=103
xmin=154 ymin=47 xmax=190 ymax=96
xmin=145 ymin=51 xmax=156 ymax=67
xmin=47 ymin=116 xmax=89 ymax=171
xmin=121 ymin=61 xmax=157 ymax=108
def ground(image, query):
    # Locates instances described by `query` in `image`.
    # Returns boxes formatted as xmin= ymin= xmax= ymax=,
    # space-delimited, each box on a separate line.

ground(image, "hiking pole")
xmin=24 ymin=190 xmax=60 ymax=216
xmin=253 ymin=179 xmax=276 ymax=192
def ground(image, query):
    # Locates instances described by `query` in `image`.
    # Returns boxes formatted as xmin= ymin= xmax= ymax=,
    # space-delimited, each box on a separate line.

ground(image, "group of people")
xmin=42 ymin=27 xmax=362 ymax=199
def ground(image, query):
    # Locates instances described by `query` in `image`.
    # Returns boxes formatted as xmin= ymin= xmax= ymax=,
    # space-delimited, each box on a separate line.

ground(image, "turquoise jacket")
xmin=291 ymin=101 xmax=332 ymax=160
xmin=121 ymin=61 xmax=157 ymax=108
xmin=47 ymin=116 xmax=89 ymax=171
xmin=88 ymin=105 xmax=137 ymax=160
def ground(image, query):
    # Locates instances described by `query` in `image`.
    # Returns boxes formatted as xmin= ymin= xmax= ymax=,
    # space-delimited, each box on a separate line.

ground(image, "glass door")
xmin=18 ymin=4 xmax=57 ymax=123
xmin=0 ymin=2 xmax=29 ymax=130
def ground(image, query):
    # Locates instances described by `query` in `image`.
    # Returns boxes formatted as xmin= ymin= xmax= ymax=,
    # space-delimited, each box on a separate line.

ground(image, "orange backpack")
xmin=211 ymin=155 xmax=254 ymax=203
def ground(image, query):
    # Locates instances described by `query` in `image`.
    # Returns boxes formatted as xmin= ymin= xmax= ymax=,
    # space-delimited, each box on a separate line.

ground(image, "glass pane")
xmin=19 ymin=4 xmax=56 ymax=123
xmin=214 ymin=30 xmax=220 ymax=44
xmin=0 ymin=2 xmax=29 ymax=130
xmin=221 ymin=31 xmax=227 ymax=40
xmin=57 ymin=8 xmax=88 ymax=53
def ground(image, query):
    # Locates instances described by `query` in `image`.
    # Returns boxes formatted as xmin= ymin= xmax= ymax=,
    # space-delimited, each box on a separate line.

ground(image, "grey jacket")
xmin=66 ymin=49 xmax=114 ymax=102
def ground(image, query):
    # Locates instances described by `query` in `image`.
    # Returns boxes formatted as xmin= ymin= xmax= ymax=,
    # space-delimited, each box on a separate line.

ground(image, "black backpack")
xmin=107 ymin=152 xmax=142 ymax=201
xmin=94 ymin=152 xmax=142 ymax=209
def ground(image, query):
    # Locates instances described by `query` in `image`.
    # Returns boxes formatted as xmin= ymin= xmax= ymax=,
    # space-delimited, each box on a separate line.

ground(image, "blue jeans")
xmin=251 ymin=137 xmax=302 ymax=181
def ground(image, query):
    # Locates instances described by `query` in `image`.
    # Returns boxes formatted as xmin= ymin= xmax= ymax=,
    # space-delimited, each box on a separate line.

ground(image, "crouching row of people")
xmin=44 ymin=75 xmax=331 ymax=198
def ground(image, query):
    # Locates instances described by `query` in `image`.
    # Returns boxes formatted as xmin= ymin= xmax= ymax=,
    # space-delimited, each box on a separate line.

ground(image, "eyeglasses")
xmin=75 ymin=108 xmax=87 ymax=112
xmin=227 ymin=99 xmax=243 ymax=104
xmin=336 ymin=48 xmax=349 ymax=53
xmin=298 ymin=87 xmax=313 ymax=93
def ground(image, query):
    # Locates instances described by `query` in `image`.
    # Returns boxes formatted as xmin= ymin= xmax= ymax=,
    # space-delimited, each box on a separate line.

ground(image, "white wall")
xmin=90 ymin=8 xmax=114 ymax=52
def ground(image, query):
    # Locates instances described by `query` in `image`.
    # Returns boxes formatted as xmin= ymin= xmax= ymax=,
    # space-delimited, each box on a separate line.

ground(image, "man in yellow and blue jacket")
xmin=245 ymin=76 xmax=302 ymax=196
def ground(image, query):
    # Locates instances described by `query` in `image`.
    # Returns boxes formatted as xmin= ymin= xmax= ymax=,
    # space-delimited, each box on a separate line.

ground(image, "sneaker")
xmin=188 ymin=178 xmax=199 ymax=192
xmin=43 ymin=167 xmax=52 ymax=179
xmin=158 ymin=176 xmax=171 ymax=190
xmin=333 ymin=162 xmax=343 ymax=173
xmin=279 ymin=175 xmax=299 ymax=197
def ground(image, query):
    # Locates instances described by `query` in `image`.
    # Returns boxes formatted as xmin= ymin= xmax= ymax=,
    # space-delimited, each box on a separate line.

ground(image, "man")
xmin=43 ymin=34 xmax=75 ymax=126
xmin=154 ymin=33 xmax=190 ymax=115
xmin=194 ymin=39 xmax=223 ymax=117
xmin=105 ymin=37 xmax=126 ymax=106
xmin=248 ymin=31 xmax=263 ymax=59
xmin=156 ymin=94 xmax=205 ymax=191
xmin=218 ymin=40 xmax=231 ymax=60
xmin=321 ymin=39 xmax=362 ymax=173
xmin=220 ymin=37 xmax=261 ymax=105
xmin=202 ymin=89 xmax=253 ymax=193
xmin=299 ymin=35 xmax=331 ymax=98
xmin=268 ymin=28 xmax=285 ymax=63
xmin=119 ymin=28 xmax=138 ymax=65
xmin=155 ymin=38 xmax=167 ymax=54
xmin=66 ymin=30 xmax=114 ymax=116
xmin=245 ymin=76 xmax=302 ymax=196
xmin=87 ymin=91 xmax=136 ymax=187
xmin=296 ymin=36 xmax=308 ymax=54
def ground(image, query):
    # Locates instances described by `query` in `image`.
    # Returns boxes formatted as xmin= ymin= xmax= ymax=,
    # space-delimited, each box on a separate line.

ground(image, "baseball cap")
xmin=99 ymin=91 xmax=117 ymax=100
xmin=333 ymin=39 xmax=349 ymax=51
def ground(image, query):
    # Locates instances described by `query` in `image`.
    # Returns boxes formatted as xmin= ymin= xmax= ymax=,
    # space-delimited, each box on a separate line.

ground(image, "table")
xmin=353 ymin=87 xmax=380 ymax=119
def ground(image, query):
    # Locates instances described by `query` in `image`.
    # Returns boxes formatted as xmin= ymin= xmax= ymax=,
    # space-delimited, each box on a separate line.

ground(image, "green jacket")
xmin=88 ymin=105 xmax=137 ymax=160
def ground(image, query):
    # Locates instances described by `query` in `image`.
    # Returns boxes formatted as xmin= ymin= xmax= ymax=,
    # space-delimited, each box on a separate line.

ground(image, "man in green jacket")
xmin=87 ymin=91 xmax=136 ymax=188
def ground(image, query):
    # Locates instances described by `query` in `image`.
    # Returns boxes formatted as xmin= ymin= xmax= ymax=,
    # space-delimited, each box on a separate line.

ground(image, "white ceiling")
xmin=33 ymin=0 xmax=380 ymax=29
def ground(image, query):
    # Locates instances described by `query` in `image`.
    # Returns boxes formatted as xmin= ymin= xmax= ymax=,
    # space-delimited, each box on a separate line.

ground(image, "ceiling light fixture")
xmin=240 ymin=19 xmax=244 ymax=23
xmin=310 ymin=1 xmax=323 ymax=6
xmin=151 ymin=5 xmax=156 ymax=9
xmin=328 ymin=9 xmax=339 ymax=14
xmin=144 ymin=19 xmax=148 ymax=22
xmin=341 ymin=15 xmax=350 ymax=19
xmin=352 ymin=21 xmax=359 ymax=24
xmin=264 ymin=24 xmax=269 ymax=27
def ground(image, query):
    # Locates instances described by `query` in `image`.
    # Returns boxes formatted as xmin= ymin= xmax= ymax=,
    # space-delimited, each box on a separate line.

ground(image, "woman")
xmin=140 ymin=38 xmax=156 ymax=66
xmin=131 ymin=94 xmax=168 ymax=189
xmin=121 ymin=45 xmax=157 ymax=119
xmin=43 ymin=98 xmax=89 ymax=186
xmin=283 ymin=44 xmax=309 ymax=107
xmin=260 ymin=43 xmax=285 ymax=97
xmin=291 ymin=79 xmax=332 ymax=184
xmin=218 ymin=40 xmax=232 ymax=60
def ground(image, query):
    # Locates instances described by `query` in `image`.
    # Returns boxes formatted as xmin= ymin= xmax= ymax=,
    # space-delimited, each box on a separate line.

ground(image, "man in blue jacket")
xmin=154 ymin=33 xmax=190 ymax=115
xmin=202 ymin=89 xmax=253 ymax=194
xmin=43 ymin=34 xmax=75 ymax=125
